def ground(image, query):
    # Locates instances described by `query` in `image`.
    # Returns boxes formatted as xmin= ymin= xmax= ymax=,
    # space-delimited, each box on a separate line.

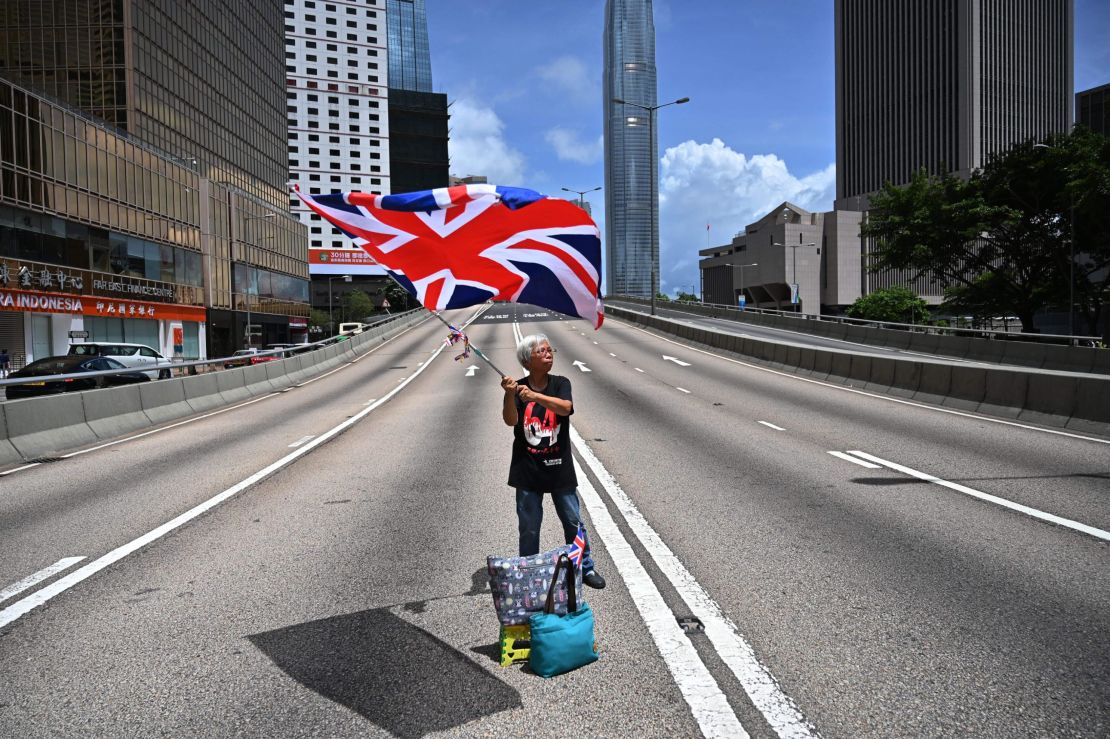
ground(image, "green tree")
xmin=383 ymin=281 xmax=412 ymax=311
xmin=655 ymin=291 xmax=671 ymax=302
xmin=309 ymin=308 xmax=331 ymax=335
xmin=675 ymin=290 xmax=698 ymax=303
xmin=340 ymin=289 xmax=376 ymax=323
xmin=863 ymin=127 xmax=1110 ymax=334
xmin=846 ymin=286 xmax=930 ymax=323
xmin=1027 ymin=127 xmax=1110 ymax=335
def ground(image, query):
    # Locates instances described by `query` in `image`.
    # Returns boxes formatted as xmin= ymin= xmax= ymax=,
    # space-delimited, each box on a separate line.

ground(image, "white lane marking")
xmin=13 ymin=317 xmax=436 ymax=470
xmin=288 ymin=435 xmax=315 ymax=448
xmin=574 ymin=459 xmax=749 ymax=738
xmin=0 ymin=463 xmax=41 ymax=477
xmin=572 ymin=427 xmax=816 ymax=738
xmin=295 ymin=362 xmax=354 ymax=386
xmin=0 ymin=557 xmax=85 ymax=605
xmin=828 ymin=451 xmax=881 ymax=469
xmin=663 ymin=355 xmax=692 ymax=366
xmin=609 ymin=352 xmax=617 ymax=357
xmin=677 ymin=387 xmax=691 ymax=394
xmin=593 ymin=341 xmax=599 ymax=345
xmin=758 ymin=421 xmax=785 ymax=431
xmin=609 ymin=318 xmax=1110 ymax=446
xmin=465 ymin=365 xmax=479 ymax=377
xmin=0 ymin=313 xmax=478 ymax=630
xmin=572 ymin=360 xmax=592 ymax=373
xmin=847 ymin=450 xmax=1110 ymax=542
xmin=635 ymin=367 xmax=644 ymax=373
xmin=59 ymin=393 xmax=278 ymax=460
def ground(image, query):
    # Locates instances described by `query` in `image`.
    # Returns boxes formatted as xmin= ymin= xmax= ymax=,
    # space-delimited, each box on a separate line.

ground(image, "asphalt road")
xmin=606 ymin=299 xmax=1053 ymax=367
xmin=1 ymin=305 xmax=1107 ymax=738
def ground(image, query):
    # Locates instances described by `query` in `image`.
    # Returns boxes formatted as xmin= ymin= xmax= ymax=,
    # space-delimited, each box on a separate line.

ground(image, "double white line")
xmin=573 ymin=426 xmax=818 ymax=739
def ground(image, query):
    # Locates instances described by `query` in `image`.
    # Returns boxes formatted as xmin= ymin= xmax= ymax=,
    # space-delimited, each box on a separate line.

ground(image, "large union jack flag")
xmin=294 ymin=184 xmax=604 ymax=328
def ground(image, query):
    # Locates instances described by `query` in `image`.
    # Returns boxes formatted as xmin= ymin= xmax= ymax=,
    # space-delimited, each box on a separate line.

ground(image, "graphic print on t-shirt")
xmin=522 ymin=401 xmax=561 ymax=447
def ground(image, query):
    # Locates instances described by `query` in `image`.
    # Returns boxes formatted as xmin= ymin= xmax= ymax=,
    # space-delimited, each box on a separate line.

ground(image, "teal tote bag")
xmin=528 ymin=553 xmax=599 ymax=678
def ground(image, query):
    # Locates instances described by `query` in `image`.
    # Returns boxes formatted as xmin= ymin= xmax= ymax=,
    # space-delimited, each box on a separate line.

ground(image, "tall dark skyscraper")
xmin=386 ymin=0 xmax=448 ymax=195
xmin=604 ymin=0 xmax=657 ymax=298
xmin=835 ymin=0 xmax=1074 ymax=211
xmin=386 ymin=0 xmax=433 ymax=93
xmin=0 ymin=0 xmax=310 ymax=363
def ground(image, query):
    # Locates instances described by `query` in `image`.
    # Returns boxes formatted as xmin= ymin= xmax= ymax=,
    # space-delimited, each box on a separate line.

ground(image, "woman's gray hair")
xmin=516 ymin=333 xmax=550 ymax=368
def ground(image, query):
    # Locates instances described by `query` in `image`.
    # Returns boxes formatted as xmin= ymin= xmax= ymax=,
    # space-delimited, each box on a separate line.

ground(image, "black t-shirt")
xmin=507 ymin=374 xmax=577 ymax=492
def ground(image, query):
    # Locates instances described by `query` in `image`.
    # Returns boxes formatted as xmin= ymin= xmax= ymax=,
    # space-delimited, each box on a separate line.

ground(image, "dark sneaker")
xmin=583 ymin=570 xmax=606 ymax=589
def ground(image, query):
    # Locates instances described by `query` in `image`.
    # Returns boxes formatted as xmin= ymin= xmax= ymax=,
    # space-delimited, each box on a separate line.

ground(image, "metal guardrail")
xmin=0 ymin=309 xmax=422 ymax=389
xmin=608 ymin=296 xmax=1104 ymax=348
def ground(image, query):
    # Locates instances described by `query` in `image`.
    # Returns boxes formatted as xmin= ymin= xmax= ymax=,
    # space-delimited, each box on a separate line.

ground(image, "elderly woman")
xmin=501 ymin=333 xmax=605 ymax=589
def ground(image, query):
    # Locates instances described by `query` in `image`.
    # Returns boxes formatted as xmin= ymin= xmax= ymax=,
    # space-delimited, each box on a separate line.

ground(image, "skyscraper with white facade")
xmin=603 ymin=0 xmax=658 ymax=298
xmin=284 ymin=0 xmax=390 ymax=278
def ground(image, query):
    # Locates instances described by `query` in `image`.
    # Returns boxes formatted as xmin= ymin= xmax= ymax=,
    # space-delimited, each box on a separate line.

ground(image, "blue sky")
xmin=427 ymin=0 xmax=1110 ymax=296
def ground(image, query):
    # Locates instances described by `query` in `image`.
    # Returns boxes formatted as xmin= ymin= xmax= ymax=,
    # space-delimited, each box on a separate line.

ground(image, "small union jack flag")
xmin=293 ymin=183 xmax=604 ymax=328
xmin=568 ymin=523 xmax=587 ymax=569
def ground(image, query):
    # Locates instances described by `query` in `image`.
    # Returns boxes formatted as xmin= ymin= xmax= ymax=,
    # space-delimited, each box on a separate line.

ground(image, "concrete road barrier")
xmin=182 ymin=373 xmax=227 ymax=414
xmin=83 ymin=384 xmax=148 ymax=439
xmin=0 ymin=405 xmax=23 ymax=466
xmin=0 ymin=310 xmax=429 ymax=463
xmin=139 ymin=378 xmax=193 ymax=425
xmin=608 ymin=305 xmax=1109 ymax=431
xmin=4 ymin=394 xmax=98 ymax=459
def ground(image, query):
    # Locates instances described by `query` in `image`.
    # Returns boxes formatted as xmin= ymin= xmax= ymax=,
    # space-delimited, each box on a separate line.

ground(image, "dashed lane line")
xmin=845 ymin=450 xmax=1110 ymax=542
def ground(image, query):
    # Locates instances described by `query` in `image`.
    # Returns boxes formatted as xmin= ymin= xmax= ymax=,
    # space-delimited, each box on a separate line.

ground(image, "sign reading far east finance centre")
xmin=0 ymin=287 xmax=206 ymax=323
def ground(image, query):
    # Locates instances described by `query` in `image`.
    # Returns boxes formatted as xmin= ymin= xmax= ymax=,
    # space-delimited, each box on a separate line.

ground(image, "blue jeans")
xmin=516 ymin=488 xmax=596 ymax=573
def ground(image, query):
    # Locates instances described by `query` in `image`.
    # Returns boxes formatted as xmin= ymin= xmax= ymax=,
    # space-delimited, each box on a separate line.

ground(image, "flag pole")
xmin=369 ymin=261 xmax=510 ymax=378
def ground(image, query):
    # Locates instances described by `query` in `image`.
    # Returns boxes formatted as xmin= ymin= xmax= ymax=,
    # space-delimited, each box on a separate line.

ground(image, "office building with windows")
xmin=0 ymin=1 xmax=310 ymax=365
xmin=386 ymin=0 xmax=432 ymax=94
xmin=835 ymin=0 xmax=1074 ymax=300
xmin=386 ymin=0 xmax=448 ymax=196
xmin=284 ymin=0 xmax=390 ymax=286
xmin=1077 ymin=83 xmax=1109 ymax=136
xmin=604 ymin=0 xmax=658 ymax=298
xmin=836 ymin=0 xmax=1074 ymax=210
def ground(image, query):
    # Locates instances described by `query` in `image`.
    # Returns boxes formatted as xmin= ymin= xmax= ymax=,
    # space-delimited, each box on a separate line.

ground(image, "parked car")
xmin=223 ymin=348 xmax=261 ymax=369
xmin=4 ymin=356 xmax=150 ymax=400
xmin=68 ymin=342 xmax=171 ymax=380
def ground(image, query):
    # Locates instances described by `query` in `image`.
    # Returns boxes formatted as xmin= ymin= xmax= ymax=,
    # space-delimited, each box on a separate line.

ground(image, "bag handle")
xmin=543 ymin=553 xmax=578 ymax=614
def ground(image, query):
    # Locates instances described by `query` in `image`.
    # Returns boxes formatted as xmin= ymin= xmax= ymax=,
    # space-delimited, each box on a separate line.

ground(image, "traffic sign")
xmin=381 ymin=298 xmax=391 ymax=309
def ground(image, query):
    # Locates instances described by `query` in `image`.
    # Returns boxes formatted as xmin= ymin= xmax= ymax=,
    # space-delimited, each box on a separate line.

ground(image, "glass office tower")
xmin=386 ymin=0 xmax=433 ymax=93
xmin=604 ymin=0 xmax=657 ymax=298
xmin=0 ymin=0 xmax=309 ymax=362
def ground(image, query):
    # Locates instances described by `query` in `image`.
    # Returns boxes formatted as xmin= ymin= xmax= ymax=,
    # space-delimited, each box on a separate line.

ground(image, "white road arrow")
xmin=662 ymin=355 xmax=691 ymax=366
xmin=572 ymin=360 xmax=592 ymax=373
xmin=465 ymin=365 xmax=479 ymax=377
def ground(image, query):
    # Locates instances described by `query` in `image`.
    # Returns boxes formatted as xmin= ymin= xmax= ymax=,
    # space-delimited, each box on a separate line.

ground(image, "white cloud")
xmin=656 ymin=137 xmax=836 ymax=295
xmin=447 ymin=98 xmax=526 ymax=185
xmin=545 ymin=128 xmax=604 ymax=165
xmin=535 ymin=55 xmax=597 ymax=104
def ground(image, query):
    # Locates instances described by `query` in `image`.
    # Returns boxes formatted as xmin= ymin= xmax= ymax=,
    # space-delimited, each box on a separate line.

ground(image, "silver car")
xmin=67 ymin=342 xmax=171 ymax=380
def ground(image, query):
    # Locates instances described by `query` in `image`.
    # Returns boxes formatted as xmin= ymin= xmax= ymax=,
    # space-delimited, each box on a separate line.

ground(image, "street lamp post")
xmin=561 ymin=186 xmax=601 ymax=212
xmin=612 ymin=95 xmax=690 ymax=316
xmin=242 ymin=212 xmax=276 ymax=348
xmin=1033 ymin=142 xmax=1076 ymax=336
xmin=772 ymin=241 xmax=816 ymax=313
xmin=732 ymin=262 xmax=758 ymax=307
xmin=328 ymin=274 xmax=352 ymax=335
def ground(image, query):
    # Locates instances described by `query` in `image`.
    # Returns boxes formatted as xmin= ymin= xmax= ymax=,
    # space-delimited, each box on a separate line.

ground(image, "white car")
xmin=68 ymin=342 xmax=171 ymax=380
